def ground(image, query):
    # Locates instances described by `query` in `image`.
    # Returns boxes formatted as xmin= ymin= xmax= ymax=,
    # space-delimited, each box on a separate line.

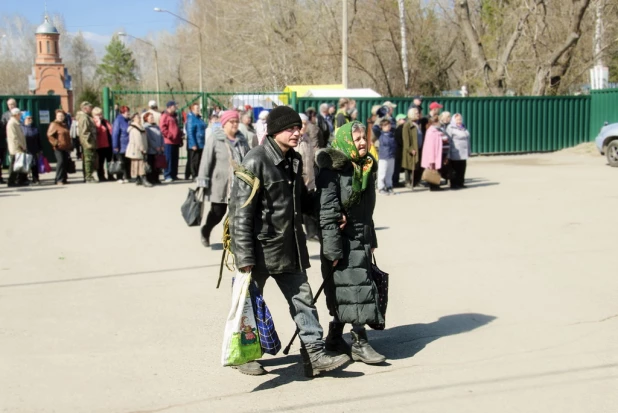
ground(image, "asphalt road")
xmin=0 ymin=151 xmax=616 ymax=413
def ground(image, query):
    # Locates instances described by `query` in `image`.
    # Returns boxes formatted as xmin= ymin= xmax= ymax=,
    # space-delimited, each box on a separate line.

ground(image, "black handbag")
xmin=66 ymin=157 xmax=76 ymax=174
xmin=109 ymin=155 xmax=123 ymax=175
xmin=368 ymin=255 xmax=389 ymax=331
xmin=181 ymin=187 xmax=204 ymax=227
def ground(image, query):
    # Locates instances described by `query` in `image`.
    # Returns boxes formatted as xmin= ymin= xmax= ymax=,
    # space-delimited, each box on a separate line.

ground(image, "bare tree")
xmin=531 ymin=0 xmax=593 ymax=95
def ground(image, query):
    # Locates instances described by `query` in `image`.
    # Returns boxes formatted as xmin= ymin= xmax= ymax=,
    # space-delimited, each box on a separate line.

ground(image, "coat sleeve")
xmin=402 ymin=124 xmax=411 ymax=155
xmin=230 ymin=158 xmax=260 ymax=269
xmin=47 ymin=123 xmax=59 ymax=147
xmin=196 ymin=134 xmax=215 ymax=189
xmin=371 ymin=220 xmax=378 ymax=249
xmin=372 ymin=122 xmax=382 ymax=142
xmin=112 ymin=118 xmax=121 ymax=151
xmin=187 ymin=115 xmax=196 ymax=148
xmin=316 ymin=168 xmax=343 ymax=262
xmin=159 ymin=114 xmax=169 ymax=140
xmin=77 ymin=116 xmax=93 ymax=146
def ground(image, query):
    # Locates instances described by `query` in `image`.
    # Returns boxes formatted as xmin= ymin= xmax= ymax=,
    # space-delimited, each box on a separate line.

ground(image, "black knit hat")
xmin=266 ymin=106 xmax=302 ymax=136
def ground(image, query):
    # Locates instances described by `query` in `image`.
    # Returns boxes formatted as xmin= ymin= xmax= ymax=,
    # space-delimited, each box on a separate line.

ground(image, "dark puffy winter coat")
xmin=315 ymin=148 xmax=383 ymax=325
xmin=21 ymin=124 xmax=42 ymax=154
xmin=230 ymin=136 xmax=313 ymax=275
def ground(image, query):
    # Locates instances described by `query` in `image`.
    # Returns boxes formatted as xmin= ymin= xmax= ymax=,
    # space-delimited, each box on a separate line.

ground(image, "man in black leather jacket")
xmin=228 ymin=106 xmax=350 ymax=378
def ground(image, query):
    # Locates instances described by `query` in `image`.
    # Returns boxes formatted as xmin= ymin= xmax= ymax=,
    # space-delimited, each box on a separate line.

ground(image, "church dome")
xmin=36 ymin=16 xmax=59 ymax=35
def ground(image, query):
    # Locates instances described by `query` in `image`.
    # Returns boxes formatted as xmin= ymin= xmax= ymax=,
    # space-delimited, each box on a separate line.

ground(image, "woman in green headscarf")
xmin=315 ymin=121 xmax=385 ymax=365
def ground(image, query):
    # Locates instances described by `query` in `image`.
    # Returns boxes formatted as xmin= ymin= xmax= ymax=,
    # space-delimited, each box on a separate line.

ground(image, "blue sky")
xmin=1 ymin=0 xmax=183 ymax=51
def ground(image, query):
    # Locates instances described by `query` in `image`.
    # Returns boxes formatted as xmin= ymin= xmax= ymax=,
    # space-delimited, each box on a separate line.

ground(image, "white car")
xmin=595 ymin=122 xmax=618 ymax=167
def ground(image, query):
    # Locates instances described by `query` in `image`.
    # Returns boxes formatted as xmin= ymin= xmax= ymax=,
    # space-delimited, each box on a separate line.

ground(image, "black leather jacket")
xmin=230 ymin=136 xmax=312 ymax=275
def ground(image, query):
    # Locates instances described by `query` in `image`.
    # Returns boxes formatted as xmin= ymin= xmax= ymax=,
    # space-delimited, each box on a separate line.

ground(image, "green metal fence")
xmin=102 ymin=88 xmax=294 ymax=123
xmin=589 ymin=89 xmax=618 ymax=139
xmin=101 ymin=87 xmax=618 ymax=155
xmin=297 ymin=95 xmax=594 ymax=154
xmin=1 ymin=95 xmax=62 ymax=164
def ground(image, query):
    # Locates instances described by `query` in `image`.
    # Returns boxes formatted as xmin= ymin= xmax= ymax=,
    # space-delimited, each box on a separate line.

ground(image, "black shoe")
xmin=301 ymin=347 xmax=350 ymax=378
xmin=135 ymin=177 xmax=143 ymax=186
xmin=325 ymin=322 xmax=351 ymax=356
xmin=350 ymin=329 xmax=386 ymax=364
xmin=201 ymin=234 xmax=211 ymax=248
xmin=141 ymin=176 xmax=153 ymax=187
xmin=0 ymin=179 xmax=5 ymax=184
xmin=7 ymin=182 xmax=18 ymax=187
xmin=231 ymin=361 xmax=267 ymax=376
xmin=429 ymin=187 xmax=443 ymax=192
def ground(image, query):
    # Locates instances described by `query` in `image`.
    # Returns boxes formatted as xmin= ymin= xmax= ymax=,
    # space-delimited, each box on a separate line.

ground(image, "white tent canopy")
xmin=303 ymin=88 xmax=381 ymax=98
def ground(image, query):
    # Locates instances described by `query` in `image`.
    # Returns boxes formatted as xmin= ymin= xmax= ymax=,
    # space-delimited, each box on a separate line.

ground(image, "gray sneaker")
xmin=231 ymin=361 xmax=267 ymax=376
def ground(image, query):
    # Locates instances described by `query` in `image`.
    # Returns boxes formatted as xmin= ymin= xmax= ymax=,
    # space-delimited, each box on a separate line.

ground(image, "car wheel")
xmin=607 ymin=140 xmax=618 ymax=167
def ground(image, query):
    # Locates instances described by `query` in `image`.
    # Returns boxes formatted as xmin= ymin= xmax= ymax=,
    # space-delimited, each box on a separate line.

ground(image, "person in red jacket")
xmin=160 ymin=101 xmax=183 ymax=182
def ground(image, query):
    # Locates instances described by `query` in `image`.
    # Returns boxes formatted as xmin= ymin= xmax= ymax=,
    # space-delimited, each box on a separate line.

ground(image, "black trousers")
xmin=184 ymin=149 xmax=192 ymax=180
xmin=393 ymin=149 xmax=402 ymax=186
xmin=0 ymin=147 xmax=6 ymax=181
xmin=30 ymin=157 xmax=39 ymax=183
xmin=201 ymin=202 xmax=228 ymax=240
xmin=116 ymin=153 xmax=132 ymax=181
xmin=97 ymin=147 xmax=113 ymax=180
xmin=450 ymin=160 xmax=467 ymax=188
xmin=54 ymin=149 xmax=69 ymax=183
xmin=190 ymin=149 xmax=202 ymax=180
xmin=73 ymin=138 xmax=82 ymax=159
xmin=303 ymin=214 xmax=319 ymax=238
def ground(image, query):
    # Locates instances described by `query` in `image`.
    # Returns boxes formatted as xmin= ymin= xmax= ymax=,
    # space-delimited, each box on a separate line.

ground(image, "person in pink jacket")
xmin=421 ymin=116 xmax=444 ymax=191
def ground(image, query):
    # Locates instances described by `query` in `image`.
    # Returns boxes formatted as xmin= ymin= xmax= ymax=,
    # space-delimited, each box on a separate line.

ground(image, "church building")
xmin=28 ymin=15 xmax=73 ymax=114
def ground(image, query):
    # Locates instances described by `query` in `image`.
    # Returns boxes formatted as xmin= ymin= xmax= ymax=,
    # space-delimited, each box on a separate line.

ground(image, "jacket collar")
xmin=213 ymin=128 xmax=246 ymax=144
xmin=129 ymin=123 xmax=145 ymax=132
xmin=264 ymin=136 xmax=301 ymax=174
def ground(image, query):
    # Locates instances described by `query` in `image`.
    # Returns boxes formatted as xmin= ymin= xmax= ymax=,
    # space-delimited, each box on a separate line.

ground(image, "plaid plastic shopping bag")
xmin=221 ymin=271 xmax=263 ymax=366
xmin=249 ymin=281 xmax=281 ymax=355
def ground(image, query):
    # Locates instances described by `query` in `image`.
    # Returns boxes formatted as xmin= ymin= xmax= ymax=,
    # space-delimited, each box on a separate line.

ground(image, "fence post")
xmin=290 ymin=91 xmax=298 ymax=111
xmin=102 ymin=87 xmax=111 ymax=121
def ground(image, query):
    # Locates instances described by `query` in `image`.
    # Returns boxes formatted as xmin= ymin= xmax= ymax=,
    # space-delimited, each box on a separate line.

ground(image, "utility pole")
xmin=398 ymin=0 xmax=409 ymax=91
xmin=342 ymin=0 xmax=348 ymax=89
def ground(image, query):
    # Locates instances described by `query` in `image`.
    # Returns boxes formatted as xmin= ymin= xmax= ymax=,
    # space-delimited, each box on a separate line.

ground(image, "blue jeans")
xmin=164 ymin=144 xmax=179 ymax=180
xmin=253 ymin=270 xmax=325 ymax=351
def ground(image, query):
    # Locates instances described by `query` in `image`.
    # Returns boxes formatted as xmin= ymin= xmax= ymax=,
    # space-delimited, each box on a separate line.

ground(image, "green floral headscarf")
xmin=331 ymin=121 xmax=375 ymax=207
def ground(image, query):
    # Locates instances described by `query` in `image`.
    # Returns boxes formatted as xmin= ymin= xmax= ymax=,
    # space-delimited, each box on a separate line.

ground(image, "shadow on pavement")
xmin=0 ymin=186 xmax=66 ymax=192
xmin=210 ymin=243 xmax=224 ymax=251
xmin=369 ymin=313 xmax=496 ymax=361
xmin=252 ymin=354 xmax=364 ymax=392
xmin=465 ymin=182 xmax=500 ymax=189
xmin=0 ymin=264 xmax=220 ymax=288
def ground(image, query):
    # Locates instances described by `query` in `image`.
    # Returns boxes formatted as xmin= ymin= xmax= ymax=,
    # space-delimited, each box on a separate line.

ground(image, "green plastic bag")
xmin=221 ymin=271 xmax=263 ymax=366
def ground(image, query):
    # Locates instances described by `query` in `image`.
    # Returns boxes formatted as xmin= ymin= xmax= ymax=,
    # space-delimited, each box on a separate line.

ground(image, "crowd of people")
xmin=0 ymin=96 xmax=470 ymax=192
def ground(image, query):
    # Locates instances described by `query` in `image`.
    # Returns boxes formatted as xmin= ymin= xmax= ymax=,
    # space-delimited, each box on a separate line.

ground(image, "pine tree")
xmin=96 ymin=35 xmax=137 ymax=90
